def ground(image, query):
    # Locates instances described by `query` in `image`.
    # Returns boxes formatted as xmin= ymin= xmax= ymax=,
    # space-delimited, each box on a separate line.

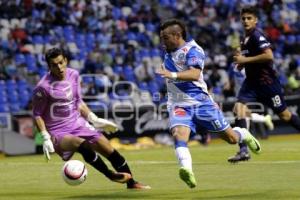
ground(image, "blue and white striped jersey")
xmin=163 ymin=40 xmax=209 ymax=107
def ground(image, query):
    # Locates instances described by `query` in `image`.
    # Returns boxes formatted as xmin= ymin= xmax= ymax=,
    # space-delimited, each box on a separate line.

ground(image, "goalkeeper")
xmin=32 ymin=47 xmax=150 ymax=189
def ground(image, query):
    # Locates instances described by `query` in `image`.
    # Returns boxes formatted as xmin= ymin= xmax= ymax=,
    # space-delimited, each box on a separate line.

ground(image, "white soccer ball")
xmin=61 ymin=160 xmax=88 ymax=186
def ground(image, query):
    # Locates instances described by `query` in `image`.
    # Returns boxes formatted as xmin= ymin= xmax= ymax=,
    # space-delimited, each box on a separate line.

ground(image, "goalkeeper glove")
xmin=41 ymin=130 xmax=55 ymax=161
xmin=87 ymin=112 xmax=119 ymax=134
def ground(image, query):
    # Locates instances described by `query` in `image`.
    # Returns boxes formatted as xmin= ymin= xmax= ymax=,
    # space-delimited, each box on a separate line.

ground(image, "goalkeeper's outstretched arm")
xmin=79 ymin=102 xmax=118 ymax=134
xmin=79 ymin=101 xmax=92 ymax=118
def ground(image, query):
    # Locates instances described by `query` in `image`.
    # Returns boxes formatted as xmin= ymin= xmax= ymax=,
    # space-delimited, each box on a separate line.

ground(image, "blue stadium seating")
xmin=138 ymin=81 xmax=148 ymax=91
xmin=0 ymin=103 xmax=10 ymax=112
xmin=9 ymin=103 xmax=21 ymax=113
xmin=148 ymin=81 xmax=160 ymax=94
xmin=15 ymin=53 xmax=26 ymax=65
xmin=0 ymin=95 xmax=7 ymax=103
xmin=32 ymin=35 xmax=44 ymax=44
xmin=25 ymin=54 xmax=36 ymax=65
xmin=6 ymin=80 xmax=17 ymax=91
xmin=1 ymin=0 xmax=299 ymax=114
xmin=81 ymin=76 xmax=94 ymax=84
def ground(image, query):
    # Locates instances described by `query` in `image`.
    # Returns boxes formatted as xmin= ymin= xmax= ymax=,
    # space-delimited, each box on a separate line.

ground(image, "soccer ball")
xmin=61 ymin=160 xmax=88 ymax=186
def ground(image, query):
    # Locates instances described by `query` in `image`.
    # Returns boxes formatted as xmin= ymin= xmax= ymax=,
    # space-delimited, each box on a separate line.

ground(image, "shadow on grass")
xmin=64 ymin=190 xmax=282 ymax=200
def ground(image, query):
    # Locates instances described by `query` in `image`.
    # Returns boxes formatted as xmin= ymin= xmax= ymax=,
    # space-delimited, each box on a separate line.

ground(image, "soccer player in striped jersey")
xmin=229 ymin=6 xmax=300 ymax=163
xmin=156 ymin=19 xmax=261 ymax=188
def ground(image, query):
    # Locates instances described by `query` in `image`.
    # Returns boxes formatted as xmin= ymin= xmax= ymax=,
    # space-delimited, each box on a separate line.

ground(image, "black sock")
xmin=239 ymin=142 xmax=248 ymax=153
xmin=289 ymin=114 xmax=300 ymax=131
xmin=235 ymin=118 xmax=247 ymax=128
xmin=235 ymin=118 xmax=248 ymax=153
xmin=77 ymin=141 xmax=112 ymax=178
xmin=107 ymin=150 xmax=135 ymax=186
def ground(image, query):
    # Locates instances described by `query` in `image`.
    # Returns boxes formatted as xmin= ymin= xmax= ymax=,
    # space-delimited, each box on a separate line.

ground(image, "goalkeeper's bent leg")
xmin=78 ymin=141 xmax=114 ymax=179
xmin=107 ymin=150 xmax=136 ymax=187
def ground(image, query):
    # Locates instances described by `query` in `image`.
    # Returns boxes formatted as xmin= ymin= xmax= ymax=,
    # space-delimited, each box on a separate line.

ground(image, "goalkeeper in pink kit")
xmin=32 ymin=47 xmax=150 ymax=189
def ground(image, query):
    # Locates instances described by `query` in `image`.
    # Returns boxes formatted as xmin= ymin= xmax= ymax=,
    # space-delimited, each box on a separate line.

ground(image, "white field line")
xmin=132 ymin=160 xmax=300 ymax=165
xmin=1 ymin=160 xmax=300 ymax=166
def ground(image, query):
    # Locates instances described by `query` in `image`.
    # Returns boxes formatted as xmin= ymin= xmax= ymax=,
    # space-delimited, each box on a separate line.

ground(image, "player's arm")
xmin=32 ymin=87 xmax=54 ymax=161
xmin=75 ymin=72 xmax=117 ymax=134
xmin=156 ymin=47 xmax=203 ymax=81
xmin=156 ymin=66 xmax=200 ymax=81
xmin=35 ymin=116 xmax=47 ymax=133
xmin=79 ymin=102 xmax=118 ymax=134
xmin=79 ymin=101 xmax=93 ymax=118
xmin=233 ymin=48 xmax=273 ymax=64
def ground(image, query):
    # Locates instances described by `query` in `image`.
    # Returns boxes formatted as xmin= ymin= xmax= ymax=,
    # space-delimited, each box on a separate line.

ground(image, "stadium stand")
xmin=0 ymin=0 xmax=299 ymax=113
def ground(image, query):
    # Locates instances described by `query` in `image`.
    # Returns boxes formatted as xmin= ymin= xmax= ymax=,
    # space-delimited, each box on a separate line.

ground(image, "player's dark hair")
xmin=45 ymin=47 xmax=66 ymax=64
xmin=241 ymin=6 xmax=258 ymax=17
xmin=160 ymin=19 xmax=187 ymax=40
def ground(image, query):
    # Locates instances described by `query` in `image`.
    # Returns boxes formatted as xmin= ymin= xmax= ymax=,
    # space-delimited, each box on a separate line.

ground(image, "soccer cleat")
xmin=264 ymin=115 xmax=274 ymax=130
xmin=179 ymin=167 xmax=197 ymax=188
xmin=108 ymin=171 xmax=132 ymax=183
xmin=233 ymin=127 xmax=261 ymax=154
xmin=228 ymin=151 xmax=251 ymax=163
xmin=242 ymin=128 xmax=261 ymax=154
xmin=127 ymin=181 xmax=151 ymax=189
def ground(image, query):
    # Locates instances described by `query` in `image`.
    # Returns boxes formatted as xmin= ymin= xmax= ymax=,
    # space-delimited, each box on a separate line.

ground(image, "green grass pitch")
xmin=0 ymin=134 xmax=300 ymax=200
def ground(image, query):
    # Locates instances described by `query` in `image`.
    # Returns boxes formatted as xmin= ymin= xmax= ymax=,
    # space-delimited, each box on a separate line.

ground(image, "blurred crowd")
xmin=0 ymin=0 xmax=300 ymax=112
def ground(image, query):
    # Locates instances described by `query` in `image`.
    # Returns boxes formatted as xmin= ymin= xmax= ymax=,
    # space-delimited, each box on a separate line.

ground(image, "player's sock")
xmin=245 ymin=117 xmax=251 ymax=130
xmin=77 ymin=141 xmax=112 ymax=178
xmin=238 ymin=142 xmax=248 ymax=153
xmin=251 ymin=113 xmax=274 ymax=130
xmin=174 ymin=140 xmax=192 ymax=170
xmin=107 ymin=150 xmax=136 ymax=187
xmin=251 ymin=113 xmax=266 ymax=123
xmin=233 ymin=127 xmax=248 ymax=152
xmin=235 ymin=118 xmax=247 ymax=128
xmin=174 ymin=140 xmax=196 ymax=188
xmin=289 ymin=114 xmax=300 ymax=130
xmin=233 ymin=127 xmax=261 ymax=154
xmin=235 ymin=118 xmax=248 ymax=153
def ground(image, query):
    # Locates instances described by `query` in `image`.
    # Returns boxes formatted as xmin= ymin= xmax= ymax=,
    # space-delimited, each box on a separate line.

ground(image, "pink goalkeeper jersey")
xmin=32 ymin=68 xmax=85 ymax=134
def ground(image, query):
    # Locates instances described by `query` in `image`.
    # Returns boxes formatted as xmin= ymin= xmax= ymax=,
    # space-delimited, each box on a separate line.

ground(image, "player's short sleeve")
xmin=186 ymin=47 xmax=205 ymax=69
xmin=255 ymin=32 xmax=271 ymax=51
xmin=32 ymin=86 xmax=48 ymax=117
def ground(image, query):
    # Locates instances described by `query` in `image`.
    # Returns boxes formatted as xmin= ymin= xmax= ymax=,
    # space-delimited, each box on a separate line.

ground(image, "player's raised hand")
xmin=41 ymin=130 xmax=55 ymax=161
xmin=87 ymin=112 xmax=118 ymax=134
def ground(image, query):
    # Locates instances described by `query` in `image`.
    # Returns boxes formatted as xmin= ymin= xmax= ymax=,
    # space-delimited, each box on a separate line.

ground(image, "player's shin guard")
xmin=77 ymin=141 xmax=112 ymax=178
xmin=289 ymin=114 xmax=300 ymax=131
xmin=107 ymin=150 xmax=135 ymax=186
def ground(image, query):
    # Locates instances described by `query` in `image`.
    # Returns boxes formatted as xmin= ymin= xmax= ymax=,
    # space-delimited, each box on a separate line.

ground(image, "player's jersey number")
xmin=271 ymin=95 xmax=282 ymax=107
